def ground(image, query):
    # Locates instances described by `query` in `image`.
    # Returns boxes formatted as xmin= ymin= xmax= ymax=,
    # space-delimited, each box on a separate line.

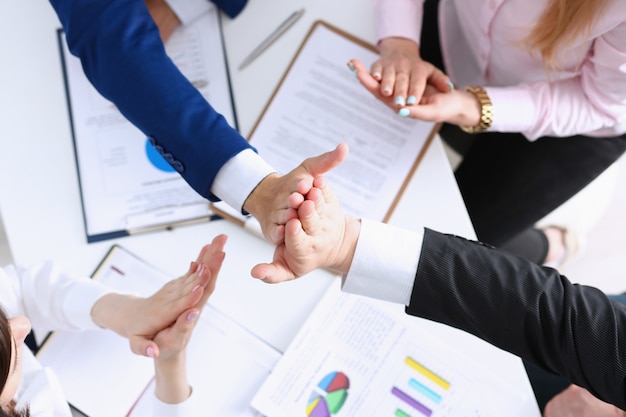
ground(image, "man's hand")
xmin=243 ymin=144 xmax=349 ymax=244
xmin=251 ymin=145 xmax=361 ymax=283
xmin=544 ymin=384 xmax=626 ymax=417
xmin=145 ymin=0 xmax=181 ymax=43
xmin=91 ymin=234 xmax=227 ymax=357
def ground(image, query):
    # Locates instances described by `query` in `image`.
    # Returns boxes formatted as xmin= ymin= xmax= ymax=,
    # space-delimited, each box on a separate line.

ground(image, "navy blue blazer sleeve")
xmin=49 ymin=0 xmax=255 ymax=200
xmin=408 ymin=228 xmax=626 ymax=410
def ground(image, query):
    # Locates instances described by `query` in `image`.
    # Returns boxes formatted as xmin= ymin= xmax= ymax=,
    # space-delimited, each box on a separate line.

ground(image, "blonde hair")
xmin=525 ymin=0 xmax=610 ymax=67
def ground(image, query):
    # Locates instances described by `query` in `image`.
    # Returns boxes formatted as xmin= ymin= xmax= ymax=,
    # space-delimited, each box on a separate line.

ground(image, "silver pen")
xmin=238 ymin=8 xmax=306 ymax=70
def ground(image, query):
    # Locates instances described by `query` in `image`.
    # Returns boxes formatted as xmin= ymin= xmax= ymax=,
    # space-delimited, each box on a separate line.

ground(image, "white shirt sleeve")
xmin=165 ymin=0 xmax=213 ymax=26
xmin=211 ymin=149 xmax=277 ymax=213
xmin=0 ymin=263 xmax=113 ymax=416
xmin=153 ymin=395 xmax=194 ymax=417
xmin=0 ymin=262 xmax=113 ymax=342
xmin=15 ymin=360 xmax=73 ymax=417
xmin=342 ymin=219 xmax=424 ymax=305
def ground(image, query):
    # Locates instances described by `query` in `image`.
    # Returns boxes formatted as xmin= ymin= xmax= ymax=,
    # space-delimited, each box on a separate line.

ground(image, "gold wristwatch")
xmin=460 ymin=85 xmax=493 ymax=134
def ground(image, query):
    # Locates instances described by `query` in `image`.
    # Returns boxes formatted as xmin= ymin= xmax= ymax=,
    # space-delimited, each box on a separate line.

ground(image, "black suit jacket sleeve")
xmin=407 ymin=228 xmax=626 ymax=410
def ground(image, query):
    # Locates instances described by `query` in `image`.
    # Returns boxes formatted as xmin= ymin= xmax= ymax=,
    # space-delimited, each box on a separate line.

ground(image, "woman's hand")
xmin=91 ymin=234 xmax=227 ymax=357
xmin=369 ymin=38 xmax=452 ymax=107
xmin=350 ymin=60 xmax=480 ymax=127
xmin=152 ymin=307 xmax=202 ymax=404
xmin=398 ymin=84 xmax=482 ymax=126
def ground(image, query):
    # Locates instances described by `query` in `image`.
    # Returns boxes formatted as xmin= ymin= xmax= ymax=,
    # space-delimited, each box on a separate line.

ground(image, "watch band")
xmin=460 ymin=85 xmax=493 ymax=134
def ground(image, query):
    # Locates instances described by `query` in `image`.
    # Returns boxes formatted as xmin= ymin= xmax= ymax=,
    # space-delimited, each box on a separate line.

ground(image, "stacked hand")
xmin=91 ymin=234 xmax=227 ymax=358
xmin=348 ymin=38 xmax=481 ymax=128
xmin=251 ymin=143 xmax=361 ymax=283
xmin=368 ymin=38 xmax=452 ymax=107
xmin=242 ymin=142 xmax=351 ymax=244
xmin=90 ymin=235 xmax=227 ymax=404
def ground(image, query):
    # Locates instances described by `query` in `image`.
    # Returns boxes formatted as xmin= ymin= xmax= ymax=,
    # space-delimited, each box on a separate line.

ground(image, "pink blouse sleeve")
xmin=488 ymin=21 xmax=626 ymax=140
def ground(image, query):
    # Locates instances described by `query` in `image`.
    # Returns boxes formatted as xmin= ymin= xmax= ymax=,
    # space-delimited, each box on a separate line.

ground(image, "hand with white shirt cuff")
xmin=251 ymin=143 xmax=361 ymax=282
xmin=242 ymin=144 xmax=350 ymax=245
xmin=249 ymin=143 xmax=423 ymax=308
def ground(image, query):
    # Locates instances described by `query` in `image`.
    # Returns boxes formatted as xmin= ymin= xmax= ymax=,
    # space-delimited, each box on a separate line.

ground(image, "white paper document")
xmin=248 ymin=22 xmax=437 ymax=222
xmin=59 ymin=6 xmax=235 ymax=242
xmin=252 ymin=281 xmax=540 ymax=417
xmin=36 ymin=245 xmax=279 ymax=417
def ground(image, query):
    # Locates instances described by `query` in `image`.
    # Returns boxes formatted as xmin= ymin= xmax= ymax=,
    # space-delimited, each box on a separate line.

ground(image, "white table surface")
xmin=0 ymin=0 xmax=538 ymax=415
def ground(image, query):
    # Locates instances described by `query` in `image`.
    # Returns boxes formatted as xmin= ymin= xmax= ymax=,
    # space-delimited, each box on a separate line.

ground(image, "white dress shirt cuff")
xmin=211 ymin=149 xmax=276 ymax=213
xmin=165 ymin=0 xmax=213 ymax=26
xmin=342 ymin=219 xmax=423 ymax=305
xmin=153 ymin=392 xmax=194 ymax=417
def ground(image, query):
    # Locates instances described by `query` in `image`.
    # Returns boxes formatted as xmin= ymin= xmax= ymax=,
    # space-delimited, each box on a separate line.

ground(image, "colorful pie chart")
xmin=306 ymin=371 xmax=349 ymax=417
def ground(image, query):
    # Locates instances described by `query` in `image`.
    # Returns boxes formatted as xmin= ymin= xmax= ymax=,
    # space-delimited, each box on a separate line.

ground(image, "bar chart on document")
xmin=378 ymin=350 xmax=469 ymax=417
xmin=252 ymin=284 xmax=533 ymax=417
xmin=387 ymin=356 xmax=453 ymax=417
xmin=358 ymin=336 xmax=524 ymax=417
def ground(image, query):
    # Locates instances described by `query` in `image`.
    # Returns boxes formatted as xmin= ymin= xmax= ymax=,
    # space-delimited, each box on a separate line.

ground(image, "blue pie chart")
xmin=145 ymin=139 xmax=176 ymax=173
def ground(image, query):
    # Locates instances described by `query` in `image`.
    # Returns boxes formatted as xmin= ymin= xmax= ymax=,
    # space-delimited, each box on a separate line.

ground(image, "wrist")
xmin=154 ymin=352 xmax=190 ymax=404
xmin=242 ymin=173 xmax=279 ymax=216
xmin=378 ymin=37 xmax=419 ymax=56
xmin=330 ymin=216 xmax=361 ymax=275
xmin=91 ymin=293 xmax=140 ymax=338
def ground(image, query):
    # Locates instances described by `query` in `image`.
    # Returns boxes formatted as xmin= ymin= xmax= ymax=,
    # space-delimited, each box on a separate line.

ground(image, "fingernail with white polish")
xmin=448 ymin=80 xmax=455 ymax=92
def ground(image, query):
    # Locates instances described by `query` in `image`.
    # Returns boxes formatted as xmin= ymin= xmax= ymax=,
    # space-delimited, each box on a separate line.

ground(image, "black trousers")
xmin=421 ymin=0 xmax=626 ymax=252
xmin=420 ymin=0 xmax=626 ymax=411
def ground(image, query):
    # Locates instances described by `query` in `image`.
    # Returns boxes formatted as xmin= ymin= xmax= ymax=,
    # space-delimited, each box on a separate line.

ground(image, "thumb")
xmin=427 ymin=66 xmax=454 ymax=93
xmin=250 ymin=245 xmax=296 ymax=283
xmin=171 ymin=308 xmax=199 ymax=335
xmin=301 ymin=143 xmax=349 ymax=177
xmin=129 ymin=335 xmax=160 ymax=358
